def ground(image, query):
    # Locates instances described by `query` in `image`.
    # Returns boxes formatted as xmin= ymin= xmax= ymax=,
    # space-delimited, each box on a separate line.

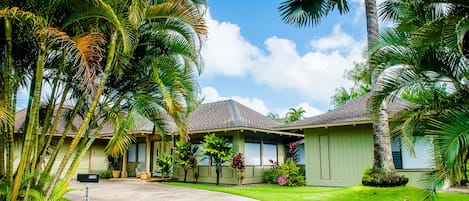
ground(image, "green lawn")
xmin=165 ymin=182 xmax=468 ymax=201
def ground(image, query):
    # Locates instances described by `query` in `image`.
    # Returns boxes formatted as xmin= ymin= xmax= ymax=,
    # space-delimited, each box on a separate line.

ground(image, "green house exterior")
xmin=278 ymin=94 xmax=434 ymax=188
xmin=173 ymin=130 xmax=293 ymax=184
xmin=15 ymin=100 xmax=301 ymax=184
xmin=120 ymin=100 xmax=301 ymax=184
xmin=167 ymin=100 xmax=301 ymax=184
xmin=14 ymin=109 xmax=110 ymax=177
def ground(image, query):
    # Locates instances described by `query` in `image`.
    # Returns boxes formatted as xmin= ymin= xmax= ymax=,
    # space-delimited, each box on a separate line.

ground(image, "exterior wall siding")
xmin=305 ymin=125 xmax=374 ymax=186
xmin=397 ymin=169 xmax=432 ymax=189
xmin=90 ymin=141 xmax=108 ymax=173
xmin=13 ymin=137 xmax=93 ymax=178
xmin=174 ymin=130 xmax=290 ymax=184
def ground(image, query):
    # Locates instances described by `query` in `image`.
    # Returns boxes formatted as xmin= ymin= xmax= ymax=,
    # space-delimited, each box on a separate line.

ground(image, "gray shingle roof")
xmin=14 ymin=106 xmax=115 ymax=135
xmin=15 ymin=100 xmax=297 ymax=136
xmin=187 ymin=100 xmax=280 ymax=132
xmin=276 ymin=93 xmax=410 ymax=129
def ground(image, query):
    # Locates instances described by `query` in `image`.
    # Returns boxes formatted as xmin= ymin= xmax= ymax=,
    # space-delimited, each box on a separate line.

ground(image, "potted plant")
xmin=107 ymin=155 xmax=122 ymax=178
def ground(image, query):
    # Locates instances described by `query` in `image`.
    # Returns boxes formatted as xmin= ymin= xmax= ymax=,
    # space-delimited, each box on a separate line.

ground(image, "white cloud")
xmin=201 ymin=11 xmax=365 ymax=112
xmin=201 ymin=11 xmax=260 ymax=78
xmin=200 ymin=86 xmax=270 ymax=115
xmin=200 ymin=87 xmax=323 ymax=117
xmin=251 ymin=31 xmax=364 ymax=104
xmin=272 ymin=102 xmax=323 ymax=119
xmin=310 ymin=25 xmax=357 ymax=51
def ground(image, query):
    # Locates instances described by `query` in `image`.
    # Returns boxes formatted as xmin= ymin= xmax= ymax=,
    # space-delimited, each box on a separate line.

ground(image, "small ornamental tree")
xmin=174 ymin=142 xmax=198 ymax=182
xmin=231 ymin=152 xmax=246 ymax=186
xmin=199 ymin=134 xmax=233 ymax=185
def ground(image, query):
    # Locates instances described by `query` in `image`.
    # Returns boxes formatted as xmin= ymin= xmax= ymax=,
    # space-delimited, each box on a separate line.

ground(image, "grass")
xmin=165 ymin=182 xmax=469 ymax=201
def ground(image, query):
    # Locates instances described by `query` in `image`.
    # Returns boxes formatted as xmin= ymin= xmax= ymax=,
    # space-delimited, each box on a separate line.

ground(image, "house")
xmin=171 ymin=100 xmax=302 ymax=184
xmin=123 ymin=100 xmax=303 ymax=184
xmin=276 ymin=94 xmax=435 ymax=188
xmin=125 ymin=100 xmax=302 ymax=184
xmin=14 ymin=100 xmax=302 ymax=185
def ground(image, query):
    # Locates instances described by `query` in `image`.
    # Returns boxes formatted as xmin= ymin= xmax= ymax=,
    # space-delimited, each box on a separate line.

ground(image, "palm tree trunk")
xmin=44 ymin=31 xmax=118 ymax=200
xmin=62 ymin=116 xmax=110 ymax=185
xmin=1 ymin=17 xmax=14 ymax=179
xmin=38 ymin=76 xmax=59 ymax=148
xmin=364 ymin=0 xmax=378 ymax=49
xmin=7 ymin=84 xmax=16 ymax=185
xmin=372 ymin=103 xmax=395 ymax=173
xmin=36 ymin=76 xmax=70 ymax=171
xmin=365 ymin=0 xmax=395 ymax=174
xmin=11 ymin=37 xmax=47 ymax=201
xmin=38 ymin=97 xmax=83 ymax=188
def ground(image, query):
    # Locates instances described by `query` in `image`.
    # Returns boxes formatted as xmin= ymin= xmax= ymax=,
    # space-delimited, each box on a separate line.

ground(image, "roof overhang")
xmin=187 ymin=127 xmax=303 ymax=137
xmin=275 ymin=120 xmax=371 ymax=131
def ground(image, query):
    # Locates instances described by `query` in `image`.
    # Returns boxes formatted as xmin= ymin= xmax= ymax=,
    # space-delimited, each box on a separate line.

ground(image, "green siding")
xmin=174 ymin=130 xmax=292 ymax=184
xmin=277 ymin=142 xmax=286 ymax=165
xmin=319 ymin=135 xmax=330 ymax=179
xmin=397 ymin=170 xmax=432 ymax=188
xmin=90 ymin=141 xmax=107 ymax=172
xmin=305 ymin=125 xmax=374 ymax=186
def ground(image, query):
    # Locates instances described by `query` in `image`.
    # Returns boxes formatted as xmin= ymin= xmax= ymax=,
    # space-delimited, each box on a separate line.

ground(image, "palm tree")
xmin=285 ymin=107 xmax=306 ymax=123
xmin=279 ymin=0 xmax=399 ymax=178
xmin=267 ymin=112 xmax=280 ymax=121
xmin=44 ymin=0 xmax=206 ymax=199
xmin=369 ymin=0 xmax=469 ymax=196
xmin=1 ymin=0 xmax=207 ymax=200
xmin=332 ymin=62 xmax=371 ymax=108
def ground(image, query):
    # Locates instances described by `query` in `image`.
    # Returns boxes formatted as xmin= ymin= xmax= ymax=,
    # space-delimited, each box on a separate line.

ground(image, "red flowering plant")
xmin=230 ymin=152 xmax=246 ymax=186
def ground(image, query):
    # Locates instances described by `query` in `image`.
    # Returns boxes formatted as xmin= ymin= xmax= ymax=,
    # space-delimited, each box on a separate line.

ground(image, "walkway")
xmin=65 ymin=179 xmax=258 ymax=201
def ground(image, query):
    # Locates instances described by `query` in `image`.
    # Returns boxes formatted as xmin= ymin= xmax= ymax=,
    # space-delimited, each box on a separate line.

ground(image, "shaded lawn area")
xmin=165 ymin=182 xmax=468 ymax=201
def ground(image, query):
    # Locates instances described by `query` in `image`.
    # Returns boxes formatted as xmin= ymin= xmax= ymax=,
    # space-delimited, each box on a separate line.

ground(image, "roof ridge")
xmin=228 ymin=100 xmax=246 ymax=126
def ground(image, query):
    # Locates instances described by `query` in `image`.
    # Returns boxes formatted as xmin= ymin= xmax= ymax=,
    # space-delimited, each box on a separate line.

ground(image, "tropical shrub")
xmin=230 ymin=152 xmax=246 ymax=186
xmin=156 ymin=154 xmax=173 ymax=178
xmin=174 ymin=142 xmax=198 ymax=182
xmin=263 ymin=158 xmax=305 ymax=186
xmin=263 ymin=168 xmax=280 ymax=184
xmin=361 ymin=168 xmax=408 ymax=187
xmin=199 ymin=134 xmax=233 ymax=185
xmin=98 ymin=170 xmax=112 ymax=179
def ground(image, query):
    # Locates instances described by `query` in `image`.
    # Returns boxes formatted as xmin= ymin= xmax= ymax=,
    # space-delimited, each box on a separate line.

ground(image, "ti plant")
xmin=230 ymin=152 xmax=246 ymax=186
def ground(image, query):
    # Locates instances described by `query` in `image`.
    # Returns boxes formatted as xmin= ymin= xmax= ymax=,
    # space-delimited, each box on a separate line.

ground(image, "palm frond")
xmin=279 ymin=0 xmax=349 ymax=27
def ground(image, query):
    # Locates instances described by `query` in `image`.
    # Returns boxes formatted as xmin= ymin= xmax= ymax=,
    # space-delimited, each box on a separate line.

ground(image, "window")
xmin=128 ymin=144 xmax=137 ymax=162
xmin=127 ymin=143 xmax=146 ymax=163
xmin=210 ymin=142 xmax=232 ymax=166
xmin=262 ymin=144 xmax=277 ymax=165
xmin=392 ymin=138 xmax=402 ymax=169
xmin=138 ymin=143 xmax=146 ymax=163
xmin=193 ymin=144 xmax=208 ymax=166
xmin=296 ymin=144 xmax=305 ymax=165
xmin=245 ymin=142 xmax=261 ymax=166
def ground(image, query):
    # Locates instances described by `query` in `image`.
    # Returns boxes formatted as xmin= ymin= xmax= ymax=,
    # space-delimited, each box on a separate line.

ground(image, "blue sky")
xmin=198 ymin=0 xmax=371 ymax=117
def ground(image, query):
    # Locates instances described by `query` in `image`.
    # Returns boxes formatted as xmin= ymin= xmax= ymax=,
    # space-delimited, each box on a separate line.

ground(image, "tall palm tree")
xmin=1 ymin=0 xmax=207 ymax=200
xmin=279 ymin=0 xmax=397 ymax=177
xmin=44 ymin=1 xmax=206 ymax=199
xmin=369 ymin=0 xmax=469 ymax=196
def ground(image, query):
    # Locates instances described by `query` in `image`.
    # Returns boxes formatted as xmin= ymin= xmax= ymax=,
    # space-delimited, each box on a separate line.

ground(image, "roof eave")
xmin=275 ymin=120 xmax=372 ymax=131
xmin=189 ymin=127 xmax=303 ymax=137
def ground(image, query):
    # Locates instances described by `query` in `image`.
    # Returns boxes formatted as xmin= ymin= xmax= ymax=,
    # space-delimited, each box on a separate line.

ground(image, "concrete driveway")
xmin=65 ymin=179 xmax=258 ymax=201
